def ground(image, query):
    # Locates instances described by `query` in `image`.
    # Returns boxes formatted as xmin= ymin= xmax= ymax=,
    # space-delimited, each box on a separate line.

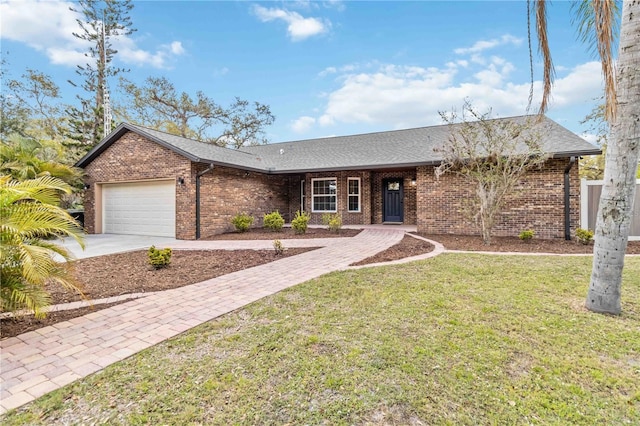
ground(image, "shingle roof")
xmin=76 ymin=123 xmax=269 ymax=172
xmin=77 ymin=116 xmax=601 ymax=173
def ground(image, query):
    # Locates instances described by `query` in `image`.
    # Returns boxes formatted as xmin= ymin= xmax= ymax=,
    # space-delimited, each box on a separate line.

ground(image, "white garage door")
xmin=102 ymin=180 xmax=176 ymax=237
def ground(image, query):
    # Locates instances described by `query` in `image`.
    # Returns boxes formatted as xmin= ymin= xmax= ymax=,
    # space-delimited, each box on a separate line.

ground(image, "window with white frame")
xmin=300 ymin=180 xmax=305 ymax=212
xmin=312 ymin=178 xmax=337 ymax=212
xmin=347 ymin=177 xmax=360 ymax=212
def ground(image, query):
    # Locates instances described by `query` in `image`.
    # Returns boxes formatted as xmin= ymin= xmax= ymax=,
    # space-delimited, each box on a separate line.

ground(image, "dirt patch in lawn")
xmin=419 ymin=233 xmax=640 ymax=254
xmin=351 ymin=235 xmax=435 ymax=266
xmin=1 ymin=248 xmax=314 ymax=339
xmin=202 ymin=227 xmax=361 ymax=240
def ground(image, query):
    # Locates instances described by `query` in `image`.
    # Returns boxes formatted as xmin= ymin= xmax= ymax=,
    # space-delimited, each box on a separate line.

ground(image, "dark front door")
xmin=383 ymin=179 xmax=404 ymax=222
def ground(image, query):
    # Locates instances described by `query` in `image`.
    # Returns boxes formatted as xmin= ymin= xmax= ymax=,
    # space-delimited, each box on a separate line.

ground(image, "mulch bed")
xmin=6 ymin=232 xmax=636 ymax=339
xmin=351 ymin=235 xmax=434 ymax=266
xmin=419 ymin=234 xmax=640 ymax=254
xmin=202 ymin=227 xmax=361 ymax=240
xmin=1 ymin=248 xmax=314 ymax=339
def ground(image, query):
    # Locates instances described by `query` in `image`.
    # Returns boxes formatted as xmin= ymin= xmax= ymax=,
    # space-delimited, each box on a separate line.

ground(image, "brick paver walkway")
xmin=1 ymin=228 xmax=409 ymax=414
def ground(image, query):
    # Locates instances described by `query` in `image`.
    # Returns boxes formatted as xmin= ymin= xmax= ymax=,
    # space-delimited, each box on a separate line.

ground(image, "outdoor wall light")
xmin=177 ymin=177 xmax=185 ymax=185
xmin=410 ymin=177 xmax=417 ymax=186
xmin=83 ymin=184 xmax=91 ymax=190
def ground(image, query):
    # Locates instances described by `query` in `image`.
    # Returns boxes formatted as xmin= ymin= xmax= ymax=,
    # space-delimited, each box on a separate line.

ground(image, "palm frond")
xmin=1 ymin=175 xmax=86 ymax=317
xmin=0 ymin=275 xmax=52 ymax=319
xmin=535 ymin=0 xmax=556 ymax=115
xmin=571 ymin=1 xmax=619 ymax=121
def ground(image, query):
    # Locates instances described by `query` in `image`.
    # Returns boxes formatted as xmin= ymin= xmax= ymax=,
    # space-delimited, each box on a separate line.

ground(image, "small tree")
xmin=435 ymin=103 xmax=548 ymax=245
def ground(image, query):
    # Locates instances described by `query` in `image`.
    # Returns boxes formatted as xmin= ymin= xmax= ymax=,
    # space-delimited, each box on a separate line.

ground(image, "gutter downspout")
xmin=196 ymin=163 xmax=215 ymax=240
xmin=564 ymin=156 xmax=576 ymax=241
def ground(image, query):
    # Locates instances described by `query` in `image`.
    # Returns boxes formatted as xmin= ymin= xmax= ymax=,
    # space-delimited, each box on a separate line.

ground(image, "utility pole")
xmin=101 ymin=10 xmax=112 ymax=138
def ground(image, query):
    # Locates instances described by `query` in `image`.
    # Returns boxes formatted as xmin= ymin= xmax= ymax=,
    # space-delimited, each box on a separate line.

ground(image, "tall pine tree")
xmin=67 ymin=0 xmax=135 ymax=153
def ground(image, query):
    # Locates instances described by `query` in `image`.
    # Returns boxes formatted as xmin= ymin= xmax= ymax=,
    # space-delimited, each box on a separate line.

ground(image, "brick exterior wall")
xmin=416 ymin=158 xmax=581 ymax=239
xmin=196 ymin=165 xmax=291 ymax=238
xmin=371 ymin=170 xmax=418 ymax=225
xmin=83 ymin=131 xmax=581 ymax=240
xmin=301 ymin=171 xmax=373 ymax=225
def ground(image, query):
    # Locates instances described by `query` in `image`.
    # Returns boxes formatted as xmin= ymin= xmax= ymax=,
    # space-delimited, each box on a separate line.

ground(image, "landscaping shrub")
xmin=519 ymin=229 xmax=535 ymax=241
xmin=263 ymin=211 xmax=284 ymax=232
xmin=576 ymin=228 xmax=594 ymax=245
xmin=291 ymin=210 xmax=310 ymax=234
xmin=148 ymin=246 xmax=172 ymax=269
xmin=322 ymin=213 xmax=342 ymax=233
xmin=231 ymin=212 xmax=254 ymax=233
xmin=273 ymin=239 xmax=285 ymax=255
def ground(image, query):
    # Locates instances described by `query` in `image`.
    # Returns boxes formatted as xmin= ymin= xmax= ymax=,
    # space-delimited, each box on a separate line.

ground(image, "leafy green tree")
xmin=0 ymin=59 xmax=29 ymax=140
xmin=118 ymin=76 xmax=275 ymax=148
xmin=67 ymin=0 xmax=135 ymax=151
xmin=0 ymin=175 xmax=85 ymax=318
xmin=6 ymin=69 xmax=66 ymax=141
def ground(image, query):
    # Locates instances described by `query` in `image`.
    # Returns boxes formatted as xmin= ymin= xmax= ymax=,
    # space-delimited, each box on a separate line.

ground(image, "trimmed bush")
xmin=273 ymin=239 xmax=285 ymax=255
xmin=576 ymin=228 xmax=594 ymax=245
xmin=322 ymin=213 xmax=342 ymax=233
xmin=231 ymin=212 xmax=254 ymax=233
xmin=148 ymin=246 xmax=172 ymax=269
xmin=263 ymin=211 xmax=284 ymax=232
xmin=519 ymin=229 xmax=535 ymax=241
xmin=291 ymin=210 xmax=311 ymax=234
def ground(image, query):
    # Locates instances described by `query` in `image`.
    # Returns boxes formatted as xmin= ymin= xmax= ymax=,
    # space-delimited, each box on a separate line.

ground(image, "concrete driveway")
xmin=57 ymin=234 xmax=177 ymax=259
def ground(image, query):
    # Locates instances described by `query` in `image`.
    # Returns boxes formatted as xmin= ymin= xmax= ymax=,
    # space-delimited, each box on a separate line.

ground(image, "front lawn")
xmin=4 ymin=254 xmax=640 ymax=425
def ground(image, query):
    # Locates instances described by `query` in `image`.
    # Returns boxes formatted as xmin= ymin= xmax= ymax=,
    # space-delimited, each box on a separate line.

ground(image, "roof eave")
xmin=196 ymin=160 xmax=270 ymax=174
xmin=265 ymin=161 xmax=441 ymax=174
xmin=551 ymin=149 xmax=603 ymax=158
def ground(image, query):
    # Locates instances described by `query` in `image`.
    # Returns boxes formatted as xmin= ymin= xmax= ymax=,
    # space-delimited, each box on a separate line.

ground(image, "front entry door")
xmin=383 ymin=179 xmax=404 ymax=222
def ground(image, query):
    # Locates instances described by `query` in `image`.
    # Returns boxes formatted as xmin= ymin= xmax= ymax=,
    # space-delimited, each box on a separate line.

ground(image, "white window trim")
xmin=347 ymin=177 xmax=361 ymax=213
xmin=300 ymin=179 xmax=305 ymax=212
xmin=311 ymin=177 xmax=338 ymax=213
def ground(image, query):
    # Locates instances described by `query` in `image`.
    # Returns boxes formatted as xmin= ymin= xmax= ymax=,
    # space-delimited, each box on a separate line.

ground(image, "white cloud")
xmin=0 ymin=0 xmax=186 ymax=69
xmin=291 ymin=116 xmax=316 ymax=133
xmin=0 ymin=0 xmax=88 ymax=64
xmin=168 ymin=41 xmax=185 ymax=55
xmin=306 ymin=59 xmax=602 ymax=133
xmin=252 ymin=5 xmax=329 ymax=41
xmin=318 ymin=66 xmax=337 ymax=77
xmin=454 ymin=34 xmax=522 ymax=55
xmin=114 ymin=37 xmax=186 ymax=69
xmin=550 ymin=61 xmax=604 ymax=107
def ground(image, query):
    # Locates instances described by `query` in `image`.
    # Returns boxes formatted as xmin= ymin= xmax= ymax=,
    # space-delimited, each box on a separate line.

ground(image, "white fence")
xmin=581 ymin=179 xmax=640 ymax=241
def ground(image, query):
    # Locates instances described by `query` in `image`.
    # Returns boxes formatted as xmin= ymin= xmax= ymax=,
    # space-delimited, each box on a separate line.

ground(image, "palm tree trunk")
xmin=587 ymin=0 xmax=640 ymax=314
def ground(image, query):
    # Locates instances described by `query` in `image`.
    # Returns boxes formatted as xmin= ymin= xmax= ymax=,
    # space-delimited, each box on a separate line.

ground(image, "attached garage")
xmin=102 ymin=180 xmax=176 ymax=237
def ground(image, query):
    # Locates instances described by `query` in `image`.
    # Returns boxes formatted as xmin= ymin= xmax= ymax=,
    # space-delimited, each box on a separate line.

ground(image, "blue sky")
xmin=1 ymin=0 xmax=606 ymax=144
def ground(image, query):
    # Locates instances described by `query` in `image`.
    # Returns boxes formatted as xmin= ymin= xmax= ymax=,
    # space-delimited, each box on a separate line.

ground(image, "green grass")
xmin=4 ymin=254 xmax=640 ymax=425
